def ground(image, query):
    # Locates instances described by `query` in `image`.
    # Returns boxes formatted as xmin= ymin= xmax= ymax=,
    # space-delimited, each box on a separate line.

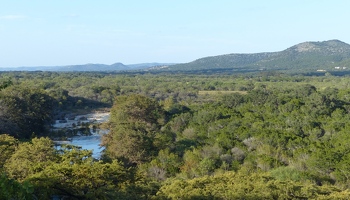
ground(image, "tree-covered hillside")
xmin=166 ymin=40 xmax=350 ymax=73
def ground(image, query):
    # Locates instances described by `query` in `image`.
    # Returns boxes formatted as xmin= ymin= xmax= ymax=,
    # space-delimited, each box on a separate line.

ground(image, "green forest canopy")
xmin=2 ymin=71 xmax=350 ymax=199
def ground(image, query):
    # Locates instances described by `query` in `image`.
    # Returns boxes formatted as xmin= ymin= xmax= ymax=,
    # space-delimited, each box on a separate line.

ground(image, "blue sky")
xmin=1 ymin=0 xmax=350 ymax=68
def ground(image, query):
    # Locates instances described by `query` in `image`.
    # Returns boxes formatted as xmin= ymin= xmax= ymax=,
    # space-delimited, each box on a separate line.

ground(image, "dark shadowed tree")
xmin=0 ymin=86 xmax=54 ymax=138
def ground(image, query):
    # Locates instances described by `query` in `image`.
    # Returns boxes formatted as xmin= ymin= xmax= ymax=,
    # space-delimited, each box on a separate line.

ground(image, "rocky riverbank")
xmin=52 ymin=112 xmax=110 ymax=158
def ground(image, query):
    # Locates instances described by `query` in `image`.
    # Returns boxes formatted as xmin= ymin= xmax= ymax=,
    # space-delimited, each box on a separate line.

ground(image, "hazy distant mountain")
xmin=166 ymin=40 xmax=350 ymax=73
xmin=0 ymin=63 xmax=175 ymax=72
xmin=55 ymin=63 xmax=128 ymax=71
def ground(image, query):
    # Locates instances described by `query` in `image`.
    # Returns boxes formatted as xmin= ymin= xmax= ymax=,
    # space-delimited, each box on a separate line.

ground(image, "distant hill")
xmin=165 ymin=40 xmax=350 ymax=73
xmin=0 ymin=63 xmax=175 ymax=72
xmin=56 ymin=63 xmax=128 ymax=71
xmin=4 ymin=40 xmax=350 ymax=74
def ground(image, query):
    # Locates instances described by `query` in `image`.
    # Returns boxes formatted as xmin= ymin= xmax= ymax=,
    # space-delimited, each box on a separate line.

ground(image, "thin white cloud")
xmin=0 ymin=15 xmax=27 ymax=20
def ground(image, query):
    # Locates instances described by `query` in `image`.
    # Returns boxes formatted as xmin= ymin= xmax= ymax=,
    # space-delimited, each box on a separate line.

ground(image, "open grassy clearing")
xmin=257 ymin=79 xmax=350 ymax=91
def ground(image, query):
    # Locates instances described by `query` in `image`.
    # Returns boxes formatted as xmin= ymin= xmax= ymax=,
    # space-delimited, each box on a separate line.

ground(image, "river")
xmin=52 ymin=112 xmax=110 ymax=159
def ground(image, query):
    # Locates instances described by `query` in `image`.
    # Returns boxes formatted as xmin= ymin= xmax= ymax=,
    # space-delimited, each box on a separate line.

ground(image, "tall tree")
xmin=102 ymin=94 xmax=165 ymax=165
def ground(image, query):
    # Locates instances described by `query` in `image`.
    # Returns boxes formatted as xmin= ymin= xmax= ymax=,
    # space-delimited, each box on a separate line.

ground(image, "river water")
xmin=53 ymin=112 xmax=110 ymax=159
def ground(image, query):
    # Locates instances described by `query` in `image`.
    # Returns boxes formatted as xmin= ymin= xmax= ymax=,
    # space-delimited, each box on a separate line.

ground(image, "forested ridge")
xmin=3 ymin=71 xmax=350 ymax=199
xmin=167 ymin=40 xmax=350 ymax=73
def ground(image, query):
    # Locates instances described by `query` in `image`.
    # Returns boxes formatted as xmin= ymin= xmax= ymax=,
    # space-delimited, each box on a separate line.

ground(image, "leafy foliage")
xmin=157 ymin=171 xmax=350 ymax=199
xmin=0 ymin=173 xmax=34 ymax=200
xmin=0 ymin=86 xmax=54 ymax=138
xmin=102 ymin=94 xmax=165 ymax=165
xmin=3 ymin=71 xmax=350 ymax=198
